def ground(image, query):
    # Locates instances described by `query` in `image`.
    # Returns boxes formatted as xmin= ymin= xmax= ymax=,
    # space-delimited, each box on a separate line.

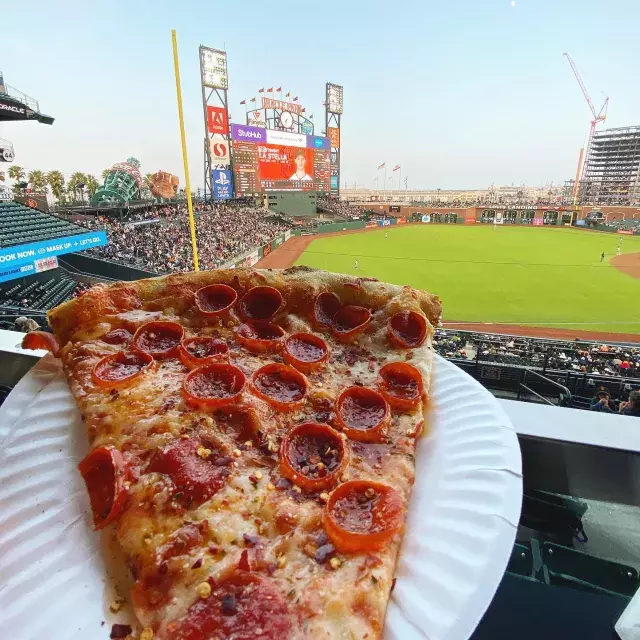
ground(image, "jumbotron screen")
xmin=231 ymin=124 xmax=330 ymax=195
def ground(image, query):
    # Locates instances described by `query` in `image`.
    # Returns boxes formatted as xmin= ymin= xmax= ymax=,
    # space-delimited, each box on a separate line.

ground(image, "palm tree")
xmin=27 ymin=169 xmax=47 ymax=192
xmin=67 ymin=172 xmax=88 ymax=203
xmin=101 ymin=168 xmax=111 ymax=182
xmin=46 ymin=170 xmax=66 ymax=202
xmin=0 ymin=171 xmax=5 ymax=182
xmin=8 ymin=165 xmax=25 ymax=182
xmin=85 ymin=174 xmax=99 ymax=198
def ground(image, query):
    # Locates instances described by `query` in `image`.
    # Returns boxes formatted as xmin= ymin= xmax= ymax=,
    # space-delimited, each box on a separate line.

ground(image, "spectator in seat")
xmin=590 ymin=387 xmax=613 ymax=413
xmin=14 ymin=317 xmax=40 ymax=333
xmin=619 ymin=391 xmax=640 ymax=417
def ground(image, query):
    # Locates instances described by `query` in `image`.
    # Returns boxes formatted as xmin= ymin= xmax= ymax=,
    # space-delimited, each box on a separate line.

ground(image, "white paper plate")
xmin=0 ymin=354 xmax=522 ymax=640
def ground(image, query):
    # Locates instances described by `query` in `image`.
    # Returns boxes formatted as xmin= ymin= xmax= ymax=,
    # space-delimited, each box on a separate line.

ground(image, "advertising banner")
xmin=306 ymin=135 xmax=330 ymax=150
xmin=617 ymin=229 xmax=634 ymax=235
xmin=300 ymin=121 xmax=313 ymax=135
xmin=328 ymin=127 xmax=340 ymax=149
xmin=34 ymin=256 xmax=58 ymax=273
xmin=247 ymin=110 xmax=266 ymax=128
xmin=494 ymin=212 xmax=504 ymax=225
xmin=421 ymin=214 xmax=431 ymax=223
xmin=378 ymin=219 xmax=394 ymax=227
xmin=273 ymin=236 xmax=283 ymax=248
xmin=245 ymin=250 xmax=260 ymax=267
xmin=262 ymin=243 xmax=272 ymax=257
xmin=532 ymin=218 xmax=543 ymax=226
xmin=15 ymin=193 xmax=50 ymax=213
xmin=258 ymin=144 xmax=315 ymax=183
xmin=266 ymin=129 xmax=306 ymax=149
xmin=209 ymin=138 xmax=230 ymax=164
xmin=284 ymin=230 xmax=292 ymax=241
xmin=397 ymin=217 xmax=406 ymax=225
xmin=366 ymin=222 xmax=377 ymax=229
xmin=212 ymin=169 xmax=232 ymax=200
xmin=330 ymin=175 xmax=339 ymax=190
xmin=464 ymin=219 xmax=476 ymax=225
xmin=0 ymin=230 xmax=108 ymax=270
xmin=207 ymin=106 xmax=229 ymax=135
xmin=0 ymin=97 xmax=28 ymax=120
xmin=231 ymin=124 xmax=267 ymax=144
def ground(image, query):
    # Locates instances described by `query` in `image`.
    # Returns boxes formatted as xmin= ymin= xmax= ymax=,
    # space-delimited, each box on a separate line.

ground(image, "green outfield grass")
xmin=295 ymin=225 xmax=640 ymax=334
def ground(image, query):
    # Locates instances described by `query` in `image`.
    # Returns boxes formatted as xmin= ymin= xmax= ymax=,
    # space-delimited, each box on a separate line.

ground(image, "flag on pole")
xmin=301 ymin=107 xmax=306 ymax=113
xmin=250 ymin=97 xmax=256 ymax=102
xmin=309 ymin=114 xmax=313 ymax=119
xmin=240 ymin=99 xmax=246 ymax=105
xmin=267 ymin=87 xmax=273 ymax=92
xmin=393 ymin=164 xmax=401 ymax=171
xmin=293 ymin=96 xmax=298 ymax=102
xmin=285 ymin=91 xmax=290 ymax=98
xmin=404 ymin=177 xmax=408 ymax=186
xmin=258 ymin=88 xmax=265 ymax=93
xmin=378 ymin=162 xmax=386 ymax=170
xmin=276 ymin=86 xmax=282 ymax=92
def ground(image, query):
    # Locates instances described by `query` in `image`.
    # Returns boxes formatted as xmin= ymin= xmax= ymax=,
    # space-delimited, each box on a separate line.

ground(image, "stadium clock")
xmin=280 ymin=111 xmax=293 ymax=129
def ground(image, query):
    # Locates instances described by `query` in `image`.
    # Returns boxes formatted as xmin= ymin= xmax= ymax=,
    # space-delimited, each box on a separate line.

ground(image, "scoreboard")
xmin=230 ymin=124 xmax=330 ymax=196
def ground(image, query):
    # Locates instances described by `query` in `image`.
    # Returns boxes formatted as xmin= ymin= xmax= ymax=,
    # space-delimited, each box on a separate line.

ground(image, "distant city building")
xmin=565 ymin=126 xmax=640 ymax=206
xmin=339 ymin=184 xmax=563 ymax=205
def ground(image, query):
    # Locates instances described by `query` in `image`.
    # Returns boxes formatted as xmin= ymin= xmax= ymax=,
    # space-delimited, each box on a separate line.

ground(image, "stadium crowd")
xmin=434 ymin=329 xmax=640 ymax=379
xmin=317 ymin=196 xmax=363 ymax=219
xmin=86 ymin=202 xmax=290 ymax=273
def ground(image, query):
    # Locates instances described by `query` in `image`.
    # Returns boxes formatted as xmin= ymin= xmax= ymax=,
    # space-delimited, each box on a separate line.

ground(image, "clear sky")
xmin=1 ymin=0 xmax=639 ymax=191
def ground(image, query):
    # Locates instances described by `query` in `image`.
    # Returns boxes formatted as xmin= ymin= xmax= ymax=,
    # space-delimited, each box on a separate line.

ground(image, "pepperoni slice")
xmin=195 ymin=284 xmax=238 ymax=317
xmin=21 ymin=331 xmax=60 ymax=357
xmin=183 ymin=363 xmax=246 ymax=408
xmin=335 ymin=386 xmax=390 ymax=442
xmin=250 ymin=363 xmax=307 ymax=411
xmin=102 ymin=328 xmax=132 ymax=345
xmin=148 ymin=437 xmax=231 ymax=506
xmin=237 ymin=286 xmax=283 ymax=321
xmin=313 ymin=291 xmax=341 ymax=327
xmin=178 ymin=336 xmax=229 ymax=369
xmin=378 ymin=362 xmax=424 ymax=411
xmin=91 ymin=351 xmax=153 ymax=388
xmin=283 ymin=333 xmax=328 ymax=373
xmin=279 ymin=423 xmax=349 ymax=491
xmin=78 ymin=446 xmax=128 ymax=530
xmin=322 ymin=480 xmax=404 ymax=553
xmin=132 ymin=321 xmax=184 ymax=358
xmin=167 ymin=572 xmax=291 ymax=640
xmin=235 ymin=322 xmax=285 ymax=354
xmin=332 ymin=305 xmax=371 ymax=343
xmin=388 ymin=311 xmax=427 ymax=349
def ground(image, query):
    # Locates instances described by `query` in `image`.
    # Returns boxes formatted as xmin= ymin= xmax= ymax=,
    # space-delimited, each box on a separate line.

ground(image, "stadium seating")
xmin=0 ymin=273 xmax=78 ymax=312
xmin=0 ymin=200 xmax=88 ymax=248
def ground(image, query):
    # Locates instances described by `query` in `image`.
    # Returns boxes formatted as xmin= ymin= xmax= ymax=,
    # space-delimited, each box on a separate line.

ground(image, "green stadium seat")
xmin=542 ymin=542 xmax=639 ymax=598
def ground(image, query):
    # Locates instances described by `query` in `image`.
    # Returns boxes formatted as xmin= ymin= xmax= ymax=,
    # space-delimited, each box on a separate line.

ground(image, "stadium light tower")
xmin=563 ymin=53 xmax=608 ymax=201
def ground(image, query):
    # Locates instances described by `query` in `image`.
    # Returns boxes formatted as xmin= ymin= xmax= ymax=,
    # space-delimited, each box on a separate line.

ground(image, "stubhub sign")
xmin=231 ymin=124 xmax=266 ymax=143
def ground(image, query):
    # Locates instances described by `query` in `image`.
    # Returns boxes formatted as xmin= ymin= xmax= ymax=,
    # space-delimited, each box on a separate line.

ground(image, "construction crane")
xmin=563 ymin=53 xmax=609 ymax=205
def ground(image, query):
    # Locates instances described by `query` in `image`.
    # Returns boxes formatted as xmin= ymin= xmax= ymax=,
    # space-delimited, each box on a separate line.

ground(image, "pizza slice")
xmin=23 ymin=267 xmax=441 ymax=640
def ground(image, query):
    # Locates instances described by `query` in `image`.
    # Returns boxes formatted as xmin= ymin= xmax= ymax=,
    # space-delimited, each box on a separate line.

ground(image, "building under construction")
xmin=568 ymin=126 xmax=640 ymax=206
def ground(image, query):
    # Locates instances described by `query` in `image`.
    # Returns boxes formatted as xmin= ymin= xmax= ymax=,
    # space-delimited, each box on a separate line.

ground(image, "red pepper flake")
xmin=208 ymin=545 xmax=219 ymax=554
xmin=191 ymin=558 xmax=203 ymax=569
xmin=238 ymin=549 xmax=251 ymax=571
xmin=110 ymin=624 xmax=132 ymax=638
xmin=275 ymin=478 xmax=292 ymax=490
xmin=391 ymin=578 xmax=397 ymax=592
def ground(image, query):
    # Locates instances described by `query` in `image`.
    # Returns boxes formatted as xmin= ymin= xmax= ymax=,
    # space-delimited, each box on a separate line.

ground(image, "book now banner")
xmin=0 ymin=230 xmax=108 ymax=270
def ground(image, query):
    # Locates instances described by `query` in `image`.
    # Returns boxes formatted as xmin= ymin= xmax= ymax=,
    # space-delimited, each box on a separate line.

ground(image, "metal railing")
xmin=3 ymin=84 xmax=39 ymax=112
xmin=517 ymin=368 xmax=572 ymax=406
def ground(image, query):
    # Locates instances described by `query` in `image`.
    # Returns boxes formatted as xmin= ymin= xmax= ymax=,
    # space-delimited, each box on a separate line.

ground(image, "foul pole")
xmin=172 ymin=29 xmax=200 ymax=271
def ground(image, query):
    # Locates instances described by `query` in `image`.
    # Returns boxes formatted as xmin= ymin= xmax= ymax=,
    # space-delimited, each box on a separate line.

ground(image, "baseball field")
xmin=287 ymin=225 xmax=640 ymax=337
